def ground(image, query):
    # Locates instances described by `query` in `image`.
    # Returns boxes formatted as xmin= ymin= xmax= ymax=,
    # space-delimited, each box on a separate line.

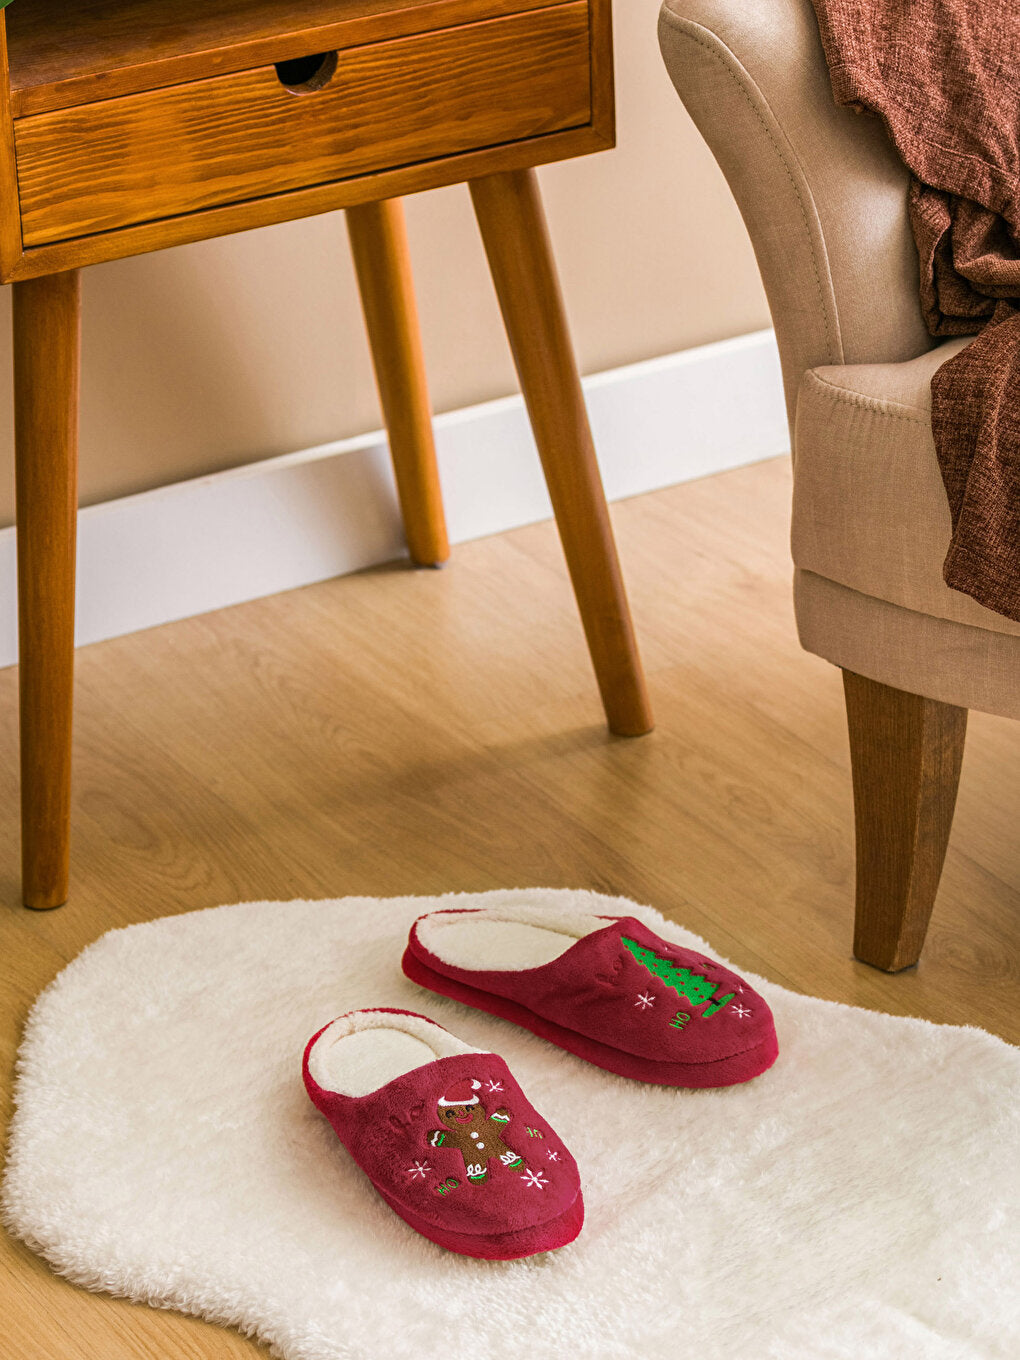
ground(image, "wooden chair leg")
xmin=843 ymin=669 xmax=967 ymax=971
xmin=346 ymin=198 xmax=449 ymax=567
xmin=13 ymin=270 xmax=81 ymax=909
xmin=469 ymin=169 xmax=653 ymax=737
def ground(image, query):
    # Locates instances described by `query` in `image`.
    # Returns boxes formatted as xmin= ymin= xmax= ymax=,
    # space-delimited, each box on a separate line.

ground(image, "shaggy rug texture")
xmin=3 ymin=890 xmax=1018 ymax=1360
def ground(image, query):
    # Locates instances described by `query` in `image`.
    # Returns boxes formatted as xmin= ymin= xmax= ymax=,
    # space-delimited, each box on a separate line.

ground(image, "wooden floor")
xmin=1 ymin=456 xmax=1017 ymax=1358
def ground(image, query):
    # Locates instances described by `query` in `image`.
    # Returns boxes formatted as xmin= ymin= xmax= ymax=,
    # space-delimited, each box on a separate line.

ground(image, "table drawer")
xmin=13 ymin=2 xmax=591 ymax=247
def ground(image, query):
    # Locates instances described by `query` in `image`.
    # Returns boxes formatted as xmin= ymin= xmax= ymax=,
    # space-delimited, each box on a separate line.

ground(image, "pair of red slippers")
xmin=303 ymin=906 xmax=778 ymax=1261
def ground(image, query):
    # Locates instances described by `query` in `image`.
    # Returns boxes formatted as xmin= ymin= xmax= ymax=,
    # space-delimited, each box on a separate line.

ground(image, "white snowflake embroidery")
xmin=485 ymin=1079 xmax=504 ymax=1093
xmin=405 ymin=1160 xmax=432 ymax=1180
xmin=547 ymin=1150 xmax=560 ymax=1162
xmin=731 ymin=1004 xmax=752 ymax=1019
xmin=635 ymin=992 xmax=655 ymax=1010
xmin=522 ymin=1168 xmax=549 ymax=1190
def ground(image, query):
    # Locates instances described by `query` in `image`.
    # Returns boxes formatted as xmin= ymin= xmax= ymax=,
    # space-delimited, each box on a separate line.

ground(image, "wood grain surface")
xmin=2 ymin=460 xmax=1016 ymax=1357
xmin=12 ymin=269 xmax=80 ymax=910
xmin=346 ymin=197 xmax=450 ymax=567
xmin=470 ymin=168 xmax=652 ymax=736
xmin=0 ymin=21 xmax=22 ymax=276
xmin=5 ymin=123 xmax=609 ymax=282
xmin=15 ymin=4 xmax=591 ymax=247
xmin=843 ymin=670 xmax=968 ymax=972
xmin=588 ymin=0 xmax=614 ymax=146
xmin=6 ymin=0 xmax=560 ymax=115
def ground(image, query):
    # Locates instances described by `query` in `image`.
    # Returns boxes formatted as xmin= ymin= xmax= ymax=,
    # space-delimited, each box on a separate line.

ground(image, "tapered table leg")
xmin=469 ymin=168 xmax=652 ymax=736
xmin=346 ymin=198 xmax=449 ymax=567
xmin=13 ymin=270 xmax=81 ymax=909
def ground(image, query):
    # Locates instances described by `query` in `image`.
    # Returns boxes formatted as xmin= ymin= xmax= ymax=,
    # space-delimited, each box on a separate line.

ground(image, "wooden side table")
xmin=0 ymin=0 xmax=652 ymax=909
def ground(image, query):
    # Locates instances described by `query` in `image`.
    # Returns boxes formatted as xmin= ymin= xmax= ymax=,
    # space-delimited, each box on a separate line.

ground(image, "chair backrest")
xmin=658 ymin=0 xmax=934 ymax=428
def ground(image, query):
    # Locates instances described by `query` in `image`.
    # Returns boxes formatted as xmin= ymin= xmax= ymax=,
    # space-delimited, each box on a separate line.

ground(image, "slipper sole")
xmin=376 ymin=1181 xmax=584 ymax=1260
xmin=402 ymin=945 xmax=778 ymax=1087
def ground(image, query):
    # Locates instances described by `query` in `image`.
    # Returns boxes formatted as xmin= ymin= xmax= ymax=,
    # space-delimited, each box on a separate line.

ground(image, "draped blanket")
xmin=809 ymin=0 xmax=1020 ymax=621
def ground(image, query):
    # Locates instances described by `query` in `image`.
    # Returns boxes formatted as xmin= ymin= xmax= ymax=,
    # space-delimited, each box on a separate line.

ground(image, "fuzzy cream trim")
xmin=415 ymin=902 xmax=617 ymax=972
xmin=306 ymin=1009 xmax=481 ymax=1094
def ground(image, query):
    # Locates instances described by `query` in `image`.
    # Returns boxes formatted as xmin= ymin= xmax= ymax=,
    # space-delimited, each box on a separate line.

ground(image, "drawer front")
xmin=14 ymin=3 xmax=591 ymax=247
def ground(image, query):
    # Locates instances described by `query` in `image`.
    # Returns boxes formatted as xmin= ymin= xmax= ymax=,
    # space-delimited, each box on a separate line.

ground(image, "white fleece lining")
xmin=307 ymin=1010 xmax=481 ymax=1097
xmin=416 ymin=905 xmax=615 ymax=972
xmin=3 ymin=888 xmax=1017 ymax=1360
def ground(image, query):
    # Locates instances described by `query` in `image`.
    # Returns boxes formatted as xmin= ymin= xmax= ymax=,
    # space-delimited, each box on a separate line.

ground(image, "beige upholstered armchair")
xmin=658 ymin=0 xmax=1020 ymax=971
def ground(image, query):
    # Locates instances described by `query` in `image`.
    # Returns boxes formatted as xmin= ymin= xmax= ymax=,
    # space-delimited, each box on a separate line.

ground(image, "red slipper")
xmin=402 ymin=905 xmax=778 ymax=1087
xmin=302 ymin=1007 xmax=583 ymax=1260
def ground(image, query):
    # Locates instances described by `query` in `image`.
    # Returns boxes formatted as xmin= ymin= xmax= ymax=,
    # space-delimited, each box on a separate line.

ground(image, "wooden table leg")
xmin=13 ymin=269 xmax=80 ymax=909
xmin=469 ymin=168 xmax=652 ymax=736
xmin=346 ymin=199 xmax=449 ymax=567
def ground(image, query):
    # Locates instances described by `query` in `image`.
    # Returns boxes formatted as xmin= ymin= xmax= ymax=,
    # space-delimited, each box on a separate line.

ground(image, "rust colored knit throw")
xmin=810 ymin=0 xmax=1020 ymax=621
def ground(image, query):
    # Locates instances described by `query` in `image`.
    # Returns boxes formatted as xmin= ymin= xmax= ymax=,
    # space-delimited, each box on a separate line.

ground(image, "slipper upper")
xmin=407 ymin=912 xmax=775 ymax=1067
xmin=303 ymin=1027 xmax=580 ymax=1239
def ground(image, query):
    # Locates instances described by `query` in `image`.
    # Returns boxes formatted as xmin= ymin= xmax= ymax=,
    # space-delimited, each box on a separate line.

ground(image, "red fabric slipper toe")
xmin=302 ymin=1007 xmax=583 ymax=1260
xmin=402 ymin=905 xmax=778 ymax=1087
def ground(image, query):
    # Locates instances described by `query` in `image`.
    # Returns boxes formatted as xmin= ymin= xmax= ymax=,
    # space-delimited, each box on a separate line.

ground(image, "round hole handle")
xmin=274 ymin=51 xmax=338 ymax=93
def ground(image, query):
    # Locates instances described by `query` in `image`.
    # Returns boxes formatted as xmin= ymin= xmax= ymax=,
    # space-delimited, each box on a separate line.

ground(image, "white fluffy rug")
xmin=3 ymin=890 xmax=1018 ymax=1360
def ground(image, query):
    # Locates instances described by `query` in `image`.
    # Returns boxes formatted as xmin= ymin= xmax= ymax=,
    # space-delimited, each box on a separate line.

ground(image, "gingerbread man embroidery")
xmin=426 ymin=1079 xmax=526 ymax=1184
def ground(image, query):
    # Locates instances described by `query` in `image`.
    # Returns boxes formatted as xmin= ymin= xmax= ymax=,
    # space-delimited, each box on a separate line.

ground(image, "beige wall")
xmin=0 ymin=0 xmax=769 ymax=526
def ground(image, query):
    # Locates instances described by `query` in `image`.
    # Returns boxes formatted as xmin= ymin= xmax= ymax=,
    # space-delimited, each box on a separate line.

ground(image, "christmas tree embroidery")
xmin=621 ymin=937 xmax=734 ymax=1017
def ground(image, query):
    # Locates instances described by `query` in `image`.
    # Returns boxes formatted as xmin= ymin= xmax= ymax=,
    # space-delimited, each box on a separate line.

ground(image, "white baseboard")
xmin=0 ymin=328 xmax=787 ymax=667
